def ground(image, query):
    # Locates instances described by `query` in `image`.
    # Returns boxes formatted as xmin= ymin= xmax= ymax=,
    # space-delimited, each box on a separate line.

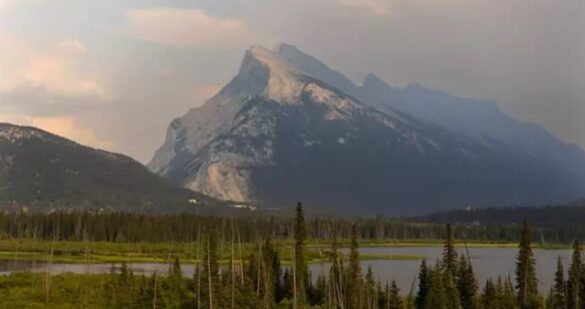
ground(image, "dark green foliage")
xmin=293 ymin=202 xmax=307 ymax=307
xmin=416 ymin=260 xmax=430 ymax=309
xmin=482 ymin=279 xmax=499 ymax=309
xmin=551 ymin=256 xmax=566 ymax=309
xmin=347 ymin=224 xmax=362 ymax=308
xmin=426 ymin=264 xmax=447 ymax=309
xmin=388 ymin=280 xmax=403 ymax=309
xmin=443 ymin=223 xmax=457 ymax=275
xmin=444 ymin=272 xmax=461 ymax=309
xmin=364 ymin=266 xmax=377 ymax=308
xmin=515 ymin=220 xmax=538 ymax=309
xmin=567 ymin=240 xmax=582 ymax=309
xmin=457 ymin=254 xmax=478 ymax=309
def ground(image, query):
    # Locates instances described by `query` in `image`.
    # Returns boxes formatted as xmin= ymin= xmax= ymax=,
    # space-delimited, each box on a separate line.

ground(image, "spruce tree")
xmin=443 ymin=224 xmax=457 ymax=275
xmin=567 ymin=240 xmax=582 ymax=309
xmin=551 ymin=256 xmax=566 ymax=309
xmin=444 ymin=272 xmax=462 ymax=309
xmin=416 ymin=260 xmax=430 ymax=309
xmin=365 ymin=266 xmax=377 ymax=309
xmin=293 ymin=203 xmax=307 ymax=308
xmin=515 ymin=220 xmax=538 ymax=309
xmin=426 ymin=265 xmax=448 ymax=309
xmin=347 ymin=224 xmax=362 ymax=308
xmin=499 ymin=276 xmax=519 ymax=309
xmin=201 ymin=229 xmax=220 ymax=309
xmin=457 ymin=254 xmax=478 ymax=309
xmin=388 ymin=280 xmax=403 ymax=309
xmin=482 ymin=279 xmax=500 ymax=309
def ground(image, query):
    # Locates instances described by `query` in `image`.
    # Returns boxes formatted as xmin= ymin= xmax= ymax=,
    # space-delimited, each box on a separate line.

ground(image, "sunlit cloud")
xmin=0 ymin=114 xmax=115 ymax=150
xmin=0 ymin=35 xmax=113 ymax=101
xmin=125 ymin=7 xmax=252 ymax=48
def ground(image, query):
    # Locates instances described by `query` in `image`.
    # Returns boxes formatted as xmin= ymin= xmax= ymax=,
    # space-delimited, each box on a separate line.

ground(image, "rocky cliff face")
xmin=149 ymin=44 xmax=585 ymax=214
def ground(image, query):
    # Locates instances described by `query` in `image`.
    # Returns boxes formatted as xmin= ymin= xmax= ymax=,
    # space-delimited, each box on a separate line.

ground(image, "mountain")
xmin=0 ymin=123 xmax=223 ymax=212
xmin=149 ymin=44 xmax=585 ymax=215
xmin=276 ymin=43 xmax=585 ymax=180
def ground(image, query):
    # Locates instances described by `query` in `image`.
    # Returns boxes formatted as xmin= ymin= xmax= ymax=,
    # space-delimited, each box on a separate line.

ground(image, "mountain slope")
xmin=0 ymin=123 xmax=221 ymax=212
xmin=275 ymin=43 xmax=585 ymax=178
xmin=150 ymin=44 xmax=585 ymax=214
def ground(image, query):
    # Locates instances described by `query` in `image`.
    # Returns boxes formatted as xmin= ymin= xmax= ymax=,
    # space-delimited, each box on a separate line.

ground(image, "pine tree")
xmin=498 ymin=276 xmax=519 ymax=309
xmin=347 ymin=224 xmax=362 ymax=308
xmin=551 ymin=256 xmax=566 ymax=309
xmin=482 ymin=279 xmax=500 ymax=309
xmin=388 ymin=280 xmax=403 ymax=309
xmin=201 ymin=229 xmax=220 ymax=309
xmin=416 ymin=260 xmax=430 ymax=309
xmin=443 ymin=224 xmax=457 ymax=275
xmin=457 ymin=254 xmax=478 ymax=309
xmin=293 ymin=202 xmax=307 ymax=308
xmin=282 ymin=268 xmax=293 ymax=300
xmin=567 ymin=240 xmax=582 ymax=309
xmin=515 ymin=220 xmax=538 ymax=309
xmin=365 ymin=266 xmax=377 ymax=309
xmin=165 ymin=257 xmax=187 ymax=307
xmin=426 ymin=265 xmax=448 ymax=309
xmin=445 ymin=272 xmax=462 ymax=309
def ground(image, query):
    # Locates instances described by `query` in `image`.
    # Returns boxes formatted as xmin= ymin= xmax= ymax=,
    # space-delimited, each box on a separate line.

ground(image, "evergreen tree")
xmin=293 ymin=202 xmax=307 ymax=308
xmin=282 ymin=268 xmax=293 ymax=300
xmin=347 ymin=224 xmax=362 ymax=308
xmin=426 ymin=265 xmax=448 ymax=309
xmin=551 ymin=256 xmax=566 ymax=309
xmin=443 ymin=224 xmax=457 ymax=275
xmin=388 ymin=280 xmax=403 ymax=309
xmin=457 ymin=254 xmax=478 ymax=309
xmin=515 ymin=220 xmax=538 ymax=309
xmin=498 ymin=276 xmax=519 ymax=309
xmin=201 ymin=229 xmax=220 ymax=309
xmin=445 ymin=272 xmax=462 ymax=309
xmin=365 ymin=266 xmax=377 ymax=309
xmin=567 ymin=240 xmax=582 ymax=309
xmin=482 ymin=279 xmax=500 ymax=309
xmin=416 ymin=260 xmax=430 ymax=309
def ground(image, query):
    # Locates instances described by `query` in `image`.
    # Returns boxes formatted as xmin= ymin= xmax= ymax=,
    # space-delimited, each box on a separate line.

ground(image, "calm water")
xmin=0 ymin=246 xmax=571 ymax=293
xmin=310 ymin=247 xmax=571 ymax=293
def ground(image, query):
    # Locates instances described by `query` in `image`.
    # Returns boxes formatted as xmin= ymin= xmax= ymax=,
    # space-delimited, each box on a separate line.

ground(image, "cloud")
xmin=0 ymin=113 xmax=114 ymax=150
xmin=0 ymin=34 xmax=114 ymax=103
xmin=125 ymin=7 xmax=252 ymax=48
xmin=336 ymin=0 xmax=392 ymax=16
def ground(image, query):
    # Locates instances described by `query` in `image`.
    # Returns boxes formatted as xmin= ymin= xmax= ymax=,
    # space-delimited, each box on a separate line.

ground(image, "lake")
xmin=0 ymin=246 xmax=571 ymax=293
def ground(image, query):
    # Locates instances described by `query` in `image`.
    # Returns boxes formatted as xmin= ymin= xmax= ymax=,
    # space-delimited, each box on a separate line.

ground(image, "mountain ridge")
xmin=0 ymin=122 xmax=223 ymax=212
xmin=149 ymin=43 xmax=585 ymax=214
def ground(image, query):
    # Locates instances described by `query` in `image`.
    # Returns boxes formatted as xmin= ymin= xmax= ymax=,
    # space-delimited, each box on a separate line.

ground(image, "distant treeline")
xmin=1 ymin=207 xmax=584 ymax=243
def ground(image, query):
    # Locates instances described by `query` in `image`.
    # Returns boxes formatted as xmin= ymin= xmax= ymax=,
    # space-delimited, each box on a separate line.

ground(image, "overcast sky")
xmin=0 ymin=0 xmax=583 ymax=163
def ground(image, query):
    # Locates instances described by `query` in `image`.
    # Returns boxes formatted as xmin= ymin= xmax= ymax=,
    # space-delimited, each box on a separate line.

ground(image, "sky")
xmin=0 ymin=0 xmax=583 ymax=163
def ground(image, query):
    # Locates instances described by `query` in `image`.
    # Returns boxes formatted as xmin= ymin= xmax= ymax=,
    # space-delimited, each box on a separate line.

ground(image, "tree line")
xmin=0 ymin=208 xmax=584 ymax=244
xmin=3 ymin=204 xmax=585 ymax=308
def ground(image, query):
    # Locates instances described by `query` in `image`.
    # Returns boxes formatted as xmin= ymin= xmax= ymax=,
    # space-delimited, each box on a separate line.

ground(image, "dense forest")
xmin=1 ymin=207 xmax=585 ymax=244
xmin=1 ymin=205 xmax=585 ymax=308
xmin=425 ymin=204 xmax=585 ymax=230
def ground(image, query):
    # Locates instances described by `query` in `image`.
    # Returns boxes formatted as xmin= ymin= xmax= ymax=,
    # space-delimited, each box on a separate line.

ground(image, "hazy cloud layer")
xmin=126 ymin=7 xmax=252 ymax=48
xmin=0 ymin=0 xmax=582 ymax=163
